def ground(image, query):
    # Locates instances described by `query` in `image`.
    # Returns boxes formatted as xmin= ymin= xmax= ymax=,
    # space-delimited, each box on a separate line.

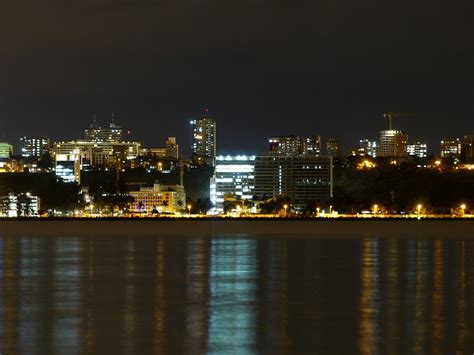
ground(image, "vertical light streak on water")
xmin=17 ymin=238 xmax=41 ymax=352
xmin=456 ymin=240 xmax=468 ymax=352
xmin=53 ymin=237 xmax=81 ymax=355
xmin=207 ymin=238 xmax=257 ymax=355
xmin=402 ymin=240 xmax=417 ymax=353
xmin=185 ymin=239 xmax=209 ymax=354
xmin=359 ymin=238 xmax=380 ymax=355
xmin=0 ymin=237 xmax=18 ymax=354
xmin=431 ymin=239 xmax=445 ymax=355
xmin=153 ymin=239 xmax=166 ymax=355
xmin=81 ymin=239 xmax=95 ymax=354
xmin=124 ymin=239 xmax=137 ymax=355
xmin=413 ymin=240 xmax=429 ymax=354
xmin=385 ymin=238 xmax=400 ymax=355
xmin=264 ymin=239 xmax=290 ymax=352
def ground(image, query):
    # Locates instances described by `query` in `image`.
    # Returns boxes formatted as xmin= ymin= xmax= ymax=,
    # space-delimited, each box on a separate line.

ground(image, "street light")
xmin=460 ymin=203 xmax=466 ymax=216
xmin=373 ymin=204 xmax=378 ymax=216
xmin=283 ymin=204 xmax=288 ymax=216
xmin=316 ymin=207 xmax=320 ymax=217
xmin=329 ymin=205 xmax=333 ymax=215
xmin=187 ymin=204 xmax=192 ymax=216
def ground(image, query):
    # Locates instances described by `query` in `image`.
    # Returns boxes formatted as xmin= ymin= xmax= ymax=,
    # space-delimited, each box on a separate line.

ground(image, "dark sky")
xmin=1 ymin=0 xmax=473 ymax=155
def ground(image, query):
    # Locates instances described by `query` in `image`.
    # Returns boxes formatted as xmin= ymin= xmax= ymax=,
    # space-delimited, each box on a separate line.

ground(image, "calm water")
xmin=0 ymin=232 xmax=473 ymax=354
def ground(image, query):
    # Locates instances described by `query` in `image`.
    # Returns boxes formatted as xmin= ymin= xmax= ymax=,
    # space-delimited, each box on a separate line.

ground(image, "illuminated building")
xmin=211 ymin=155 xmax=255 ymax=212
xmin=254 ymin=155 xmax=333 ymax=209
xmin=52 ymin=141 xmax=141 ymax=167
xmin=358 ymin=139 xmax=378 ymax=157
xmin=326 ymin=138 xmax=340 ymax=157
xmin=0 ymin=193 xmax=40 ymax=217
xmin=191 ymin=111 xmax=216 ymax=166
xmin=0 ymin=142 xmax=13 ymax=158
xmin=129 ymin=182 xmax=186 ymax=214
xmin=440 ymin=138 xmax=462 ymax=158
xmin=268 ymin=135 xmax=321 ymax=156
xmin=84 ymin=113 xmax=123 ymax=143
xmin=377 ymin=130 xmax=408 ymax=157
xmin=55 ymin=154 xmax=81 ymax=184
xmin=407 ymin=141 xmax=428 ymax=158
xmin=142 ymin=137 xmax=179 ymax=160
xmin=20 ymin=136 xmax=50 ymax=157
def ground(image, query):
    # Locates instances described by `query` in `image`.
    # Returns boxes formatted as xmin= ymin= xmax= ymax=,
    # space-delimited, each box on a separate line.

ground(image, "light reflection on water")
xmin=0 ymin=233 xmax=473 ymax=354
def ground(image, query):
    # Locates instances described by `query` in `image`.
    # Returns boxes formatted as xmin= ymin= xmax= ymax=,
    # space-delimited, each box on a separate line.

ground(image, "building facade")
xmin=268 ymin=135 xmax=321 ymax=156
xmin=142 ymin=137 xmax=179 ymax=160
xmin=20 ymin=136 xmax=50 ymax=157
xmin=407 ymin=142 xmax=428 ymax=158
xmin=129 ymin=183 xmax=186 ymax=214
xmin=52 ymin=141 xmax=141 ymax=167
xmin=326 ymin=138 xmax=340 ymax=157
xmin=358 ymin=139 xmax=378 ymax=157
xmin=461 ymin=135 xmax=474 ymax=162
xmin=440 ymin=138 xmax=462 ymax=158
xmin=0 ymin=143 xmax=13 ymax=158
xmin=191 ymin=112 xmax=216 ymax=166
xmin=210 ymin=155 xmax=255 ymax=212
xmin=55 ymin=154 xmax=81 ymax=184
xmin=378 ymin=130 xmax=408 ymax=157
xmin=0 ymin=193 xmax=40 ymax=217
xmin=84 ymin=113 xmax=123 ymax=143
xmin=254 ymin=155 xmax=333 ymax=209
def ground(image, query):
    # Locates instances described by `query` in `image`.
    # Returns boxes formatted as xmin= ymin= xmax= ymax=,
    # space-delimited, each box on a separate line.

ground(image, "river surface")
xmin=0 ymin=226 xmax=473 ymax=354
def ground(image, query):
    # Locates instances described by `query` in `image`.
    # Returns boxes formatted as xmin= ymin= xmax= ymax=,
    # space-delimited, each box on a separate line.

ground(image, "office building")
xmin=254 ymin=155 xmax=333 ymax=209
xmin=142 ymin=137 xmax=179 ymax=160
xmin=130 ymin=182 xmax=186 ymax=214
xmin=55 ymin=154 xmax=81 ymax=184
xmin=52 ymin=141 xmax=141 ymax=167
xmin=357 ymin=139 xmax=378 ymax=157
xmin=191 ymin=111 xmax=216 ymax=166
xmin=0 ymin=193 xmax=40 ymax=217
xmin=20 ymin=136 xmax=50 ymax=157
xmin=268 ymin=135 xmax=321 ymax=156
xmin=407 ymin=141 xmax=428 ymax=158
xmin=377 ymin=130 xmax=408 ymax=157
xmin=0 ymin=143 xmax=13 ymax=158
xmin=326 ymin=138 xmax=341 ymax=157
xmin=211 ymin=155 xmax=255 ymax=212
xmin=84 ymin=113 xmax=123 ymax=143
xmin=440 ymin=138 xmax=462 ymax=158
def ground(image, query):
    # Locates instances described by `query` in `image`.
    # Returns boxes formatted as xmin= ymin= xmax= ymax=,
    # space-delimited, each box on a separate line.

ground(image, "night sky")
xmin=1 ymin=0 xmax=473 ymax=155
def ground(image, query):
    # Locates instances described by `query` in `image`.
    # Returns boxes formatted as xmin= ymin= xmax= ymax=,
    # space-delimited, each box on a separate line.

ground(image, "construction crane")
xmin=383 ymin=112 xmax=412 ymax=130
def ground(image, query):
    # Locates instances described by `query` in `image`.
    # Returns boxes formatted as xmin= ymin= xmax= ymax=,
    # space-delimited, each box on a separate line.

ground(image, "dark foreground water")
xmin=1 ymin=230 xmax=473 ymax=354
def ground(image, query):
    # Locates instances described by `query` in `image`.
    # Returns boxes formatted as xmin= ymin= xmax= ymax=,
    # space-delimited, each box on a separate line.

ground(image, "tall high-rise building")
xmin=377 ymin=130 xmax=408 ymax=157
xmin=85 ymin=113 xmax=123 ymax=143
xmin=254 ymin=155 xmax=332 ymax=209
xmin=407 ymin=141 xmax=428 ymax=158
xmin=210 ymin=155 xmax=255 ymax=212
xmin=268 ymin=135 xmax=321 ymax=156
xmin=326 ymin=138 xmax=340 ymax=157
xmin=191 ymin=110 xmax=216 ymax=166
xmin=20 ymin=136 xmax=50 ymax=157
xmin=440 ymin=138 xmax=462 ymax=158
xmin=0 ymin=142 xmax=13 ymax=158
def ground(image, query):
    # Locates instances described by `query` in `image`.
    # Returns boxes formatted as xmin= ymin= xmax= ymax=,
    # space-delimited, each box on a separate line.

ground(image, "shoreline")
xmin=1 ymin=218 xmax=473 ymax=238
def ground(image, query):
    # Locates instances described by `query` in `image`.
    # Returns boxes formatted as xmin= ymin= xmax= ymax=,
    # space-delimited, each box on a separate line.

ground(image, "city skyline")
xmin=2 ymin=109 xmax=473 ymax=157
